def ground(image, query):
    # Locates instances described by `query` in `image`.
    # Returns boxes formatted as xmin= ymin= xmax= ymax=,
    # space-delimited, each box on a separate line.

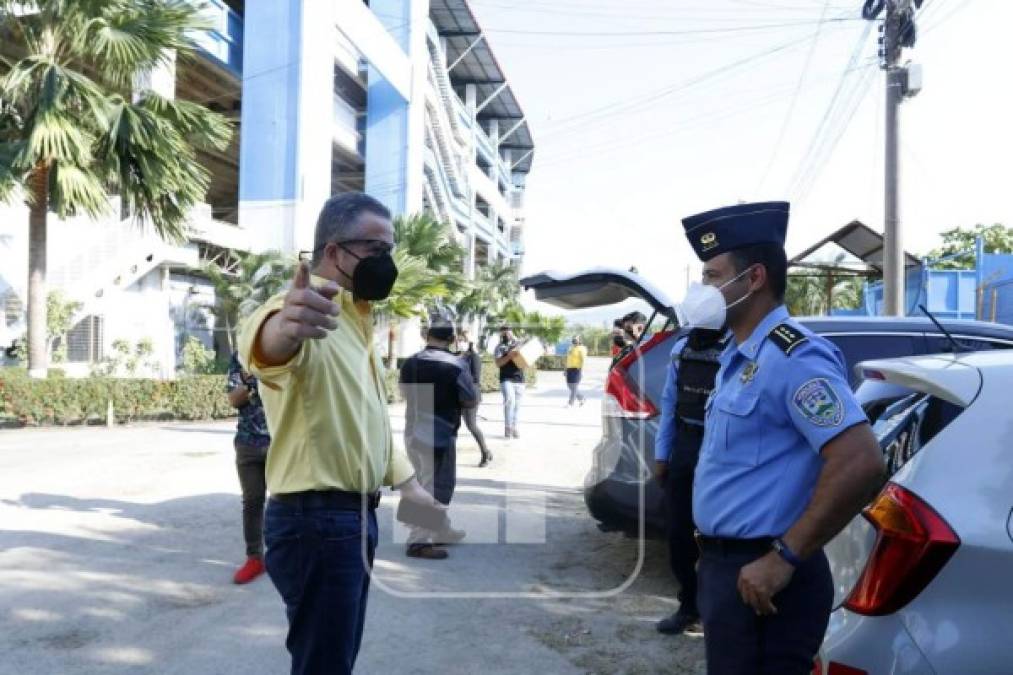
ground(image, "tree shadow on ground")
xmin=0 ymin=491 xmax=289 ymax=674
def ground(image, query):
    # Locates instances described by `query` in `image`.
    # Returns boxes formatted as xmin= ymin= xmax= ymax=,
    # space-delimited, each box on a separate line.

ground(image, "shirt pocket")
xmin=713 ymin=393 xmax=762 ymax=467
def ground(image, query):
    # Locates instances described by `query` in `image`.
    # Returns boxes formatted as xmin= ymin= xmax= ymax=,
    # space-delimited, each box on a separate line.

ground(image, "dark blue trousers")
xmin=697 ymin=547 xmax=833 ymax=675
xmin=664 ymin=435 xmax=701 ymax=615
xmin=264 ymin=498 xmax=378 ymax=675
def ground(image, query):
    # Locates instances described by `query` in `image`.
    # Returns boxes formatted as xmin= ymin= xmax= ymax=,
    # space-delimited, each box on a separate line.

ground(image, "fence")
xmin=979 ymin=279 xmax=1013 ymax=325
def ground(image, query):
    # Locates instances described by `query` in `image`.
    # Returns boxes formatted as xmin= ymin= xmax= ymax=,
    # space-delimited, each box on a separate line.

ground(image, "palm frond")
xmin=48 ymin=160 xmax=109 ymax=218
xmin=139 ymin=94 xmax=232 ymax=152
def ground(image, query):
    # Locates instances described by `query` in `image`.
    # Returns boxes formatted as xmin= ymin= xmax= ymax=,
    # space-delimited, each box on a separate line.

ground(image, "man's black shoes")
xmin=656 ymin=611 xmax=702 ymax=635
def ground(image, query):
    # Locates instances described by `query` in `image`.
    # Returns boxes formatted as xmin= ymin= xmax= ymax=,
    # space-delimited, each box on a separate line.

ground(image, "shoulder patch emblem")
xmin=793 ymin=378 xmax=844 ymax=427
xmin=769 ymin=322 xmax=809 ymax=356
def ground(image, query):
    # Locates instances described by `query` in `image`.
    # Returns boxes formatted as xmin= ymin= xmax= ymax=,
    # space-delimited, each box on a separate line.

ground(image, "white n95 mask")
xmin=676 ymin=268 xmax=754 ymax=330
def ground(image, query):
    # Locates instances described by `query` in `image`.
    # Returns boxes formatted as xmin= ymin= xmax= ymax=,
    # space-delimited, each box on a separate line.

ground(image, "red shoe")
xmin=233 ymin=556 xmax=265 ymax=585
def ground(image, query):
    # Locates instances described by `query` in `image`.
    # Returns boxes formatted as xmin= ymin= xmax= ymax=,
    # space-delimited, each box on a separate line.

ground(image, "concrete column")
xmin=465 ymin=84 xmax=477 ymax=116
xmin=238 ymin=1 xmax=334 ymax=254
xmin=488 ymin=118 xmax=500 ymax=146
xmin=366 ymin=0 xmax=429 ymax=216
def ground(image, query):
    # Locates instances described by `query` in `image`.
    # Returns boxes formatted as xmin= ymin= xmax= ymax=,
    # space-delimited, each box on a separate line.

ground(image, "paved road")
xmin=0 ymin=358 xmax=705 ymax=674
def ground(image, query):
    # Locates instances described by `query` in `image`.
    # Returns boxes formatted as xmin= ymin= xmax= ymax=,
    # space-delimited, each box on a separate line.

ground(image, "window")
xmin=822 ymin=334 xmax=923 ymax=387
xmin=924 ymin=334 xmax=1013 ymax=354
xmin=66 ymin=315 xmax=104 ymax=363
xmin=858 ymin=384 xmax=965 ymax=477
xmin=3 ymin=291 xmax=22 ymax=328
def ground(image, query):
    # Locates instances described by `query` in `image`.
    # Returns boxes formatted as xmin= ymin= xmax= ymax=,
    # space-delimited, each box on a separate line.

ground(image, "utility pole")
xmin=868 ymin=0 xmax=922 ymax=315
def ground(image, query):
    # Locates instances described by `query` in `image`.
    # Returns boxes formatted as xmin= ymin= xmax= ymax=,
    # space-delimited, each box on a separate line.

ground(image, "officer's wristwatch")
xmin=771 ymin=538 xmax=803 ymax=568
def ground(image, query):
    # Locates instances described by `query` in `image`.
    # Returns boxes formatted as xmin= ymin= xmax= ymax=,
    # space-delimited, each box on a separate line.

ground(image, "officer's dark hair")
xmin=312 ymin=192 xmax=391 ymax=266
xmin=612 ymin=319 xmax=624 ymax=329
xmin=729 ymin=243 xmax=788 ymax=301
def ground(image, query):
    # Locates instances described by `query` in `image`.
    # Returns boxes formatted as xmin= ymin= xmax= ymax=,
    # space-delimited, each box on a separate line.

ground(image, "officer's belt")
xmin=695 ymin=534 xmax=773 ymax=557
xmin=272 ymin=489 xmax=381 ymax=511
xmin=675 ymin=418 xmax=705 ymax=434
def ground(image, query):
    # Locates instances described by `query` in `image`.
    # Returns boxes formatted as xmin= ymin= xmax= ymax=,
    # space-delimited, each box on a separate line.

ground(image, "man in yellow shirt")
xmin=238 ymin=192 xmax=441 ymax=675
xmin=565 ymin=335 xmax=589 ymax=407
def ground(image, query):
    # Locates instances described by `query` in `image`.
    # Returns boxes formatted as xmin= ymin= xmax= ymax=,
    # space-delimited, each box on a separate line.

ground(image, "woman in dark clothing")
xmin=459 ymin=341 xmax=493 ymax=467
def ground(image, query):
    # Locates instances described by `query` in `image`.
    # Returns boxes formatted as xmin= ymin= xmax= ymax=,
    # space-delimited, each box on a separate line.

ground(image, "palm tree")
xmin=375 ymin=213 xmax=466 ymax=366
xmin=786 ymin=273 xmax=868 ymax=316
xmin=456 ymin=260 xmax=522 ymax=342
xmin=202 ymin=250 xmax=293 ymax=354
xmin=0 ymin=0 xmax=232 ymax=377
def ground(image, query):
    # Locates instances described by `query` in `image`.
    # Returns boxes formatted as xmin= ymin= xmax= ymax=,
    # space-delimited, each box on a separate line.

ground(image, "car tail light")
xmin=825 ymin=663 xmax=866 ymax=675
xmin=844 ymin=482 xmax=959 ymax=616
xmin=603 ymin=330 xmax=672 ymax=419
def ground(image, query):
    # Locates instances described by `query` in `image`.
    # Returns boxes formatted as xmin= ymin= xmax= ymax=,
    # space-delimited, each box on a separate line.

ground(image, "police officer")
xmin=679 ymin=202 xmax=885 ymax=674
xmin=653 ymin=326 xmax=728 ymax=635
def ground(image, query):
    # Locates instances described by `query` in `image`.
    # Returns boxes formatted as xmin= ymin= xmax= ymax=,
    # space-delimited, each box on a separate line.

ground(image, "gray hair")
xmin=311 ymin=192 xmax=391 ymax=266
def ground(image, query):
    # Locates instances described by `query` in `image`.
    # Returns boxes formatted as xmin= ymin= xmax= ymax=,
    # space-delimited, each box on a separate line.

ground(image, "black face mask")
xmin=338 ymin=247 xmax=398 ymax=301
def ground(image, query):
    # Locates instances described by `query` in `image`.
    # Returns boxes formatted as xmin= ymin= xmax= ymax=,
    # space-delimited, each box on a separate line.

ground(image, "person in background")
xmin=458 ymin=336 xmax=493 ymax=467
xmin=610 ymin=319 xmax=627 ymax=360
xmin=494 ymin=325 xmax=524 ymax=439
xmin=613 ymin=311 xmax=648 ymax=367
xmin=653 ymin=327 xmax=728 ymax=635
xmin=399 ymin=314 xmax=477 ymax=559
xmin=565 ymin=335 xmax=588 ymax=407
xmin=226 ymin=351 xmax=271 ymax=585
xmin=623 ymin=311 xmax=648 ymax=344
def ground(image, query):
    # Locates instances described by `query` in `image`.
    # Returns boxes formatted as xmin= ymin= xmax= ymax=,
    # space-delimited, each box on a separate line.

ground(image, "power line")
xmin=754 ymin=0 xmax=834 ymax=196
xmin=787 ymin=22 xmax=874 ymax=196
xmin=475 ymin=17 xmax=862 ymax=38
xmin=539 ymin=27 xmax=841 ymax=143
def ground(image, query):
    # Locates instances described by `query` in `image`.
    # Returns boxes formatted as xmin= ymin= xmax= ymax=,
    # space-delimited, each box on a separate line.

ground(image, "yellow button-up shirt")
xmin=237 ymin=279 xmax=415 ymax=495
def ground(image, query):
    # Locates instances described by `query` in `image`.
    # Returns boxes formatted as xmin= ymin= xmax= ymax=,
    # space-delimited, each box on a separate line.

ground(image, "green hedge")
xmin=536 ymin=355 xmax=567 ymax=371
xmin=0 ymin=369 xmax=235 ymax=426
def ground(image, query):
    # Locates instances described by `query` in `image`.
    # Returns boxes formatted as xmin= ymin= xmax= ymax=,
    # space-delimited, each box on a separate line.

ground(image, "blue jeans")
xmin=500 ymin=381 xmax=524 ymax=430
xmin=264 ymin=499 xmax=378 ymax=675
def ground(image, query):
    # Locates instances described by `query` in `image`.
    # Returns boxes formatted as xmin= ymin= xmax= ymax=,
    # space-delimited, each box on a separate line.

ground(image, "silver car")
xmin=817 ymin=350 xmax=1013 ymax=674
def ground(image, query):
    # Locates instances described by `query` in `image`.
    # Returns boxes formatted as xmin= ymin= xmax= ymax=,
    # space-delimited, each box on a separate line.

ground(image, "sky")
xmin=464 ymin=0 xmax=1013 ymax=320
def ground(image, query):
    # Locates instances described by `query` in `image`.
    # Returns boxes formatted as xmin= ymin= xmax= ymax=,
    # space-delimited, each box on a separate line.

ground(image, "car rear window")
xmin=860 ymin=385 xmax=965 ymax=476
xmin=924 ymin=335 xmax=1013 ymax=354
xmin=822 ymin=334 xmax=923 ymax=387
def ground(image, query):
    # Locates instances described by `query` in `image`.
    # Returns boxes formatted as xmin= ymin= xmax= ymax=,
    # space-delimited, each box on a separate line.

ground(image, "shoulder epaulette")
xmin=768 ymin=322 xmax=809 ymax=356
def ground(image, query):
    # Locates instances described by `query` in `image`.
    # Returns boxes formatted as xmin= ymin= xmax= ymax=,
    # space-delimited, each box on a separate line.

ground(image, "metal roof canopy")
xmin=430 ymin=0 xmax=534 ymax=174
xmin=790 ymin=220 xmax=921 ymax=272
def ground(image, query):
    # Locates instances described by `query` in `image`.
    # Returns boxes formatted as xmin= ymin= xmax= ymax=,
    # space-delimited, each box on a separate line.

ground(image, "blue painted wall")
xmin=365 ymin=0 xmax=411 ymax=214
xmin=238 ymin=1 xmax=302 ymax=202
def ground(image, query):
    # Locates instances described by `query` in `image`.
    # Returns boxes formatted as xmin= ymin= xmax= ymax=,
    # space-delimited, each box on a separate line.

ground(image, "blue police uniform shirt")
xmin=655 ymin=336 xmax=707 ymax=463
xmin=693 ymin=305 xmax=867 ymax=539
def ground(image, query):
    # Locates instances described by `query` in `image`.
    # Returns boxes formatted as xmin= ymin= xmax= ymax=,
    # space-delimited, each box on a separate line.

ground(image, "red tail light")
xmin=603 ymin=330 xmax=672 ymax=419
xmin=844 ymin=483 xmax=959 ymax=616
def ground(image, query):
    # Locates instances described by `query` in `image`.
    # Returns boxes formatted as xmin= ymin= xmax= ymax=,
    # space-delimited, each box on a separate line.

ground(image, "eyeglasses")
xmin=337 ymin=239 xmax=395 ymax=256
